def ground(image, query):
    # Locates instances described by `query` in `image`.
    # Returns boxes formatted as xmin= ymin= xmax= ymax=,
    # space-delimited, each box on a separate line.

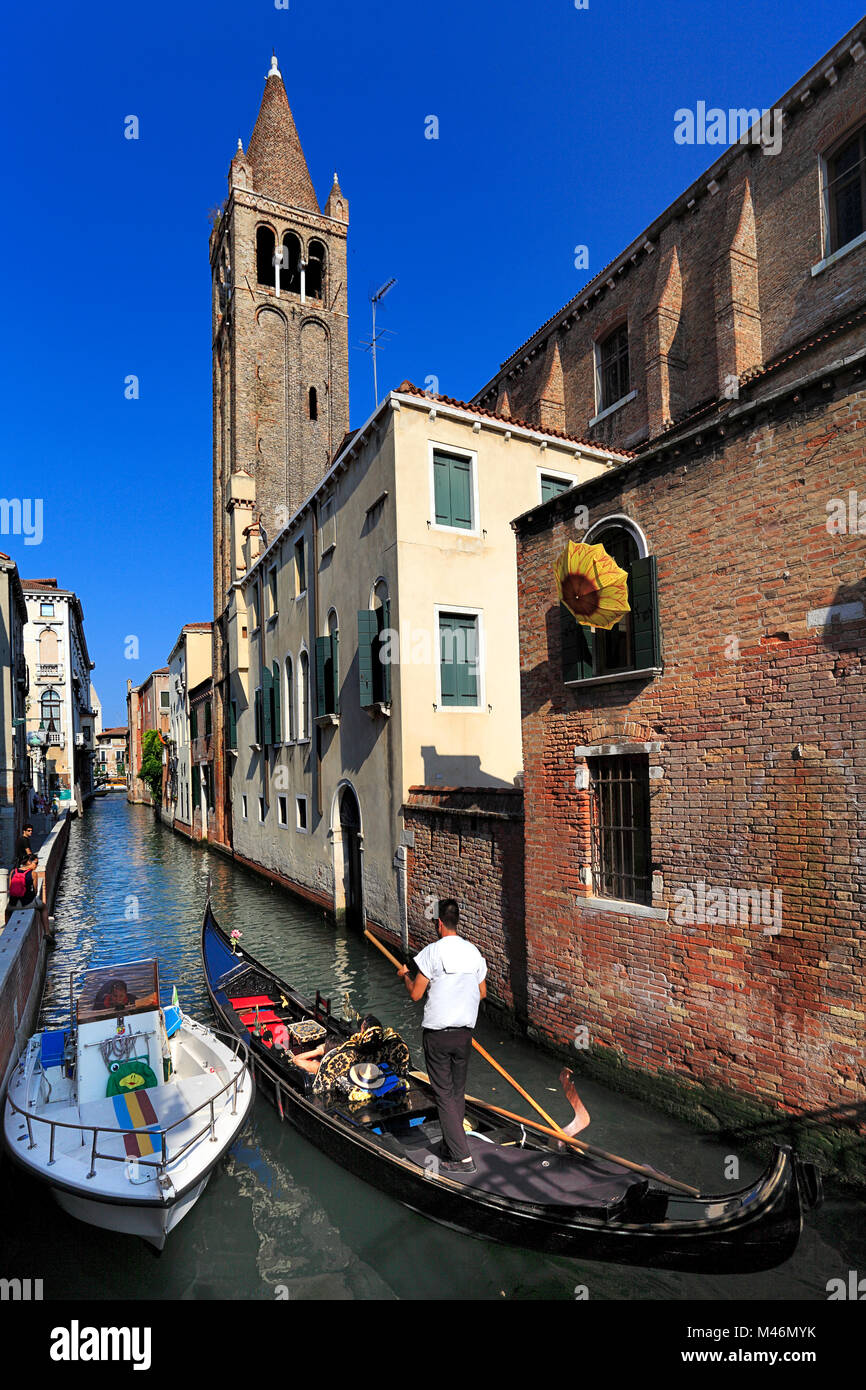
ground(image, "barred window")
xmin=589 ymin=755 xmax=652 ymax=905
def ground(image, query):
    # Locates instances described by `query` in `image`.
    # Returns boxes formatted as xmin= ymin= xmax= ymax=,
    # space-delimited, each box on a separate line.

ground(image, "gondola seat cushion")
xmin=312 ymin=1024 xmax=410 ymax=1097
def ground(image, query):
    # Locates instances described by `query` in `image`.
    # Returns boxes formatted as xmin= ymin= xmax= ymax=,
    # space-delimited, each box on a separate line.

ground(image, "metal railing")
xmin=8 ymin=1026 xmax=252 ymax=1183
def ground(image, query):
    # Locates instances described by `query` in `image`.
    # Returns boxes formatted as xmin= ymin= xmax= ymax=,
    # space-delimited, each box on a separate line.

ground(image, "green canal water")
xmin=1 ymin=797 xmax=863 ymax=1300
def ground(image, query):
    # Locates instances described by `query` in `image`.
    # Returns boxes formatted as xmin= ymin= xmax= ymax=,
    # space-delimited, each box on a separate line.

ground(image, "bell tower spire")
xmin=209 ymin=60 xmax=350 ymax=847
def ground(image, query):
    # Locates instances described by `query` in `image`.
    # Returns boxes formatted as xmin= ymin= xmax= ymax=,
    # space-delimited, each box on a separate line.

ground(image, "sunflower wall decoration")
xmin=554 ymin=540 xmax=630 ymax=630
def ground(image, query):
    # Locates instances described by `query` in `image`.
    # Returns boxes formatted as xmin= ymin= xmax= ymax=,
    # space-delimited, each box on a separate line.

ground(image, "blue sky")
xmin=0 ymin=0 xmax=860 ymax=725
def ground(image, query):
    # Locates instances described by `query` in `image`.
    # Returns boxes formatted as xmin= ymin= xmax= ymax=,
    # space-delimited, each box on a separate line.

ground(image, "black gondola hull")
xmin=201 ymin=905 xmax=811 ymax=1273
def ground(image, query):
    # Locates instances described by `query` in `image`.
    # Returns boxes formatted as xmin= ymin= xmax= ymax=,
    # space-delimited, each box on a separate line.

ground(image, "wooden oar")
xmin=408 ymin=1068 xmax=700 ymax=1196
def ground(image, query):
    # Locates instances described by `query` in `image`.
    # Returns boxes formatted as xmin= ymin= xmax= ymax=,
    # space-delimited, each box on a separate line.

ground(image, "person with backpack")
xmin=5 ymin=848 xmax=53 ymax=943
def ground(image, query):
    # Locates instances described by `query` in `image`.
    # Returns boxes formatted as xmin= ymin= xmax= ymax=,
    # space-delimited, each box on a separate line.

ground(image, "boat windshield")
xmin=76 ymin=960 xmax=160 ymax=1024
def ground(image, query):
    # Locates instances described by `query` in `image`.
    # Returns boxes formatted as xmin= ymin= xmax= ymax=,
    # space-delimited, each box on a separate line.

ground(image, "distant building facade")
xmin=165 ymin=624 xmax=212 ymax=836
xmin=126 ymin=669 xmax=170 ymax=806
xmin=95 ymin=728 xmax=128 ymax=787
xmin=0 ymin=553 xmax=30 ymax=865
xmin=21 ymin=579 xmax=95 ymax=813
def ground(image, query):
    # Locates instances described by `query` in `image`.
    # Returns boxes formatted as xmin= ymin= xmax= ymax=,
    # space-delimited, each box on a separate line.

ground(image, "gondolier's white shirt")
xmin=414 ymin=936 xmax=487 ymax=1030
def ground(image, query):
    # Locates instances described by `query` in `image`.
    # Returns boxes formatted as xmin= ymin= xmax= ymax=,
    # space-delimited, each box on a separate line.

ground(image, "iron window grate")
xmin=588 ymin=755 xmax=652 ymax=906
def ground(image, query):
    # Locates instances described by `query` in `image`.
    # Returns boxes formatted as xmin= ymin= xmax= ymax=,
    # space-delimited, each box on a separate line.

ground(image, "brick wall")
xmin=514 ymin=368 xmax=865 ymax=1156
xmin=398 ymin=787 xmax=527 ymax=1021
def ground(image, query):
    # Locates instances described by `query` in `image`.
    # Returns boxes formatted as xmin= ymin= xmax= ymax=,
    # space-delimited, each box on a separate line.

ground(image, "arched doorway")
xmin=336 ymin=784 xmax=363 ymax=931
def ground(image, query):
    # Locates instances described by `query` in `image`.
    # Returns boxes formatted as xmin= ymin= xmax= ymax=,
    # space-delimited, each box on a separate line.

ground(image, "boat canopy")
xmin=76 ymin=960 xmax=160 ymax=1025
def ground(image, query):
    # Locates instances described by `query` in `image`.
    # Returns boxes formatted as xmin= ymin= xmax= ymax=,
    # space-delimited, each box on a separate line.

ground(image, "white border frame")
xmin=295 ymin=794 xmax=310 ymax=834
xmin=433 ymin=604 xmax=486 ymax=713
xmin=427 ymin=440 xmax=481 ymax=537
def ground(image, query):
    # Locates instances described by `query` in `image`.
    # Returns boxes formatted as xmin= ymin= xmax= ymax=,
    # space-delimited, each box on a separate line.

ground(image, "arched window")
xmin=298 ymin=649 xmax=310 ymax=740
xmin=372 ymin=580 xmax=391 ymax=704
xmin=561 ymin=518 xmax=660 ymax=683
xmin=308 ymin=386 xmax=318 ymax=421
xmin=284 ymin=655 xmax=295 ymax=741
xmin=41 ymin=687 xmax=61 ymax=729
xmin=256 ymin=226 xmax=276 ymax=286
xmin=307 ymin=239 xmax=326 ymax=299
xmin=280 ymin=233 xmax=302 ymax=294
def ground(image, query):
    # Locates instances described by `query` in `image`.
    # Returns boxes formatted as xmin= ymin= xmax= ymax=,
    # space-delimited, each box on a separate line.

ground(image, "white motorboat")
xmin=3 ymin=958 xmax=254 ymax=1249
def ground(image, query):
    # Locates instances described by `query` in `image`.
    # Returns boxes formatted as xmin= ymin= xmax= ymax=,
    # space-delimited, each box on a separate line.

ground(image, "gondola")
xmin=201 ymin=903 xmax=822 ymax=1272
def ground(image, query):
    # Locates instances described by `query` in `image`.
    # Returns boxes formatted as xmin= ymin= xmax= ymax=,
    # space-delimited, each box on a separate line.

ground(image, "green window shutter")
xmin=272 ymin=660 xmax=281 ymax=741
xmin=560 ymin=604 xmax=594 ymax=682
xmin=204 ymin=701 xmax=212 ymax=735
xmin=190 ymin=707 xmax=198 ymax=740
xmin=315 ymin=635 xmax=330 ymax=717
xmin=228 ymin=700 xmax=237 ymax=751
xmin=439 ymin=614 xmax=477 ymax=706
xmin=450 ymin=458 xmax=473 ymax=529
xmin=192 ymin=770 xmax=201 ymax=809
xmin=381 ymin=598 xmax=391 ymax=703
xmin=331 ymin=632 xmax=340 ymax=716
xmin=358 ymin=610 xmax=376 ymax=708
xmin=541 ymin=475 xmax=573 ymax=503
xmin=433 ymin=454 xmax=452 ymax=526
xmin=262 ymin=667 xmax=273 ymax=744
xmin=254 ymin=687 xmax=262 ymax=745
xmin=434 ymin=452 xmax=473 ymax=529
xmin=630 ymin=555 xmax=661 ymax=671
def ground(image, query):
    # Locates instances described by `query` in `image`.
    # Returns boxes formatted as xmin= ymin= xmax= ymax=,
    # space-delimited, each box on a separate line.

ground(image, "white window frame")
xmin=278 ymin=794 xmax=288 ymax=827
xmin=294 ymin=537 xmax=307 ymax=600
xmin=241 ymin=794 xmax=248 ymax=821
xmin=258 ymin=796 xmax=266 ymax=823
xmin=295 ymin=794 xmax=309 ymax=834
xmin=427 ymin=440 xmax=481 ymax=537
xmin=284 ymin=654 xmax=295 ymax=743
xmin=267 ymin=565 xmax=279 ymax=623
xmin=433 ymin=604 xmax=486 ymax=713
xmin=297 ymin=646 xmax=311 ymax=742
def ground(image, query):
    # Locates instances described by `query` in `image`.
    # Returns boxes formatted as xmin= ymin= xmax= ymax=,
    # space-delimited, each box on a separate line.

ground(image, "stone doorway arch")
xmin=331 ymin=781 xmax=364 ymax=930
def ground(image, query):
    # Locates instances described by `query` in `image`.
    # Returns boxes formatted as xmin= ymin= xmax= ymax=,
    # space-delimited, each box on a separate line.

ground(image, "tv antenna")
xmin=359 ymin=278 xmax=396 ymax=408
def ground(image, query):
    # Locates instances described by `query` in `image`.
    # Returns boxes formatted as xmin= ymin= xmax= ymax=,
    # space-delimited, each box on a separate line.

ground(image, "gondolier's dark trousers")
xmin=422 ymin=1026 xmax=473 ymax=1162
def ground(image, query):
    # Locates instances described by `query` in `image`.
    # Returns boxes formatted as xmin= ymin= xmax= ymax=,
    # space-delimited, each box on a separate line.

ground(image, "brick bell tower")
xmin=210 ymin=54 xmax=349 ymax=848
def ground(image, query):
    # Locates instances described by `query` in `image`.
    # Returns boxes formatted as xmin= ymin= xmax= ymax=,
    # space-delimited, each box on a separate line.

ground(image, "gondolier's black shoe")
xmin=440 ymin=1156 xmax=476 ymax=1173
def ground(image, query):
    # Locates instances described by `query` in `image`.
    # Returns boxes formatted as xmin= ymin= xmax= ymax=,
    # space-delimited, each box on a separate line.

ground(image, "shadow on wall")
xmin=420 ymin=746 xmax=515 ymax=790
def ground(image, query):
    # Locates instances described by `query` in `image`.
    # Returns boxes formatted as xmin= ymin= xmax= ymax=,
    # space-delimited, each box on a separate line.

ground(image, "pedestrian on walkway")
xmin=397 ymin=899 xmax=487 ymax=1173
xmin=5 ymin=848 xmax=53 ymax=943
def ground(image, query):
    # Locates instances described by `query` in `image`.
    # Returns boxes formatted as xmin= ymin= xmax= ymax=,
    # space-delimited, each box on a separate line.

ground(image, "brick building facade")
xmin=508 ymin=22 xmax=866 ymax=1174
xmin=399 ymin=787 xmax=527 ymax=1021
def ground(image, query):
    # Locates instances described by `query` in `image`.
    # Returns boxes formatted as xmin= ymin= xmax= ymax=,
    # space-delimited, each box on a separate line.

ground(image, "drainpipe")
xmin=393 ymin=844 xmax=409 ymax=953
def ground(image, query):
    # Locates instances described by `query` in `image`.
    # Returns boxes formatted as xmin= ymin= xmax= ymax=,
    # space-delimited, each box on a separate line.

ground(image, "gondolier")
xmin=398 ymin=899 xmax=487 ymax=1173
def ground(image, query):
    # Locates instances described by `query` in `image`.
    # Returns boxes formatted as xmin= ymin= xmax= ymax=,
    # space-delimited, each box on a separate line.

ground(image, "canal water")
xmin=1 ymin=797 xmax=863 ymax=1301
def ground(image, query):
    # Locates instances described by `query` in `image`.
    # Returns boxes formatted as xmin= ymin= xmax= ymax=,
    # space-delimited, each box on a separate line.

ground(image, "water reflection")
xmin=0 ymin=798 xmax=861 ymax=1301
